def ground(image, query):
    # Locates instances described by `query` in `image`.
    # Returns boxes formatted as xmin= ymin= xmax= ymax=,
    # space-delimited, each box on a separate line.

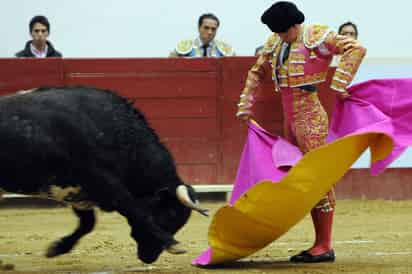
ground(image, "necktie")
xmin=202 ymin=44 xmax=209 ymax=57
xmin=282 ymin=44 xmax=291 ymax=64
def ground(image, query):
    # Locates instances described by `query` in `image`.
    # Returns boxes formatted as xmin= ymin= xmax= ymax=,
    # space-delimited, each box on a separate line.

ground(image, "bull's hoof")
xmin=166 ymin=243 xmax=186 ymax=254
xmin=45 ymin=240 xmax=73 ymax=258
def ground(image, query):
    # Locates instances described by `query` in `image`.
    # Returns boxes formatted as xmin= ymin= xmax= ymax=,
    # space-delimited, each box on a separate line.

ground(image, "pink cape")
xmin=193 ymin=78 xmax=412 ymax=266
xmin=328 ymin=78 xmax=412 ymax=175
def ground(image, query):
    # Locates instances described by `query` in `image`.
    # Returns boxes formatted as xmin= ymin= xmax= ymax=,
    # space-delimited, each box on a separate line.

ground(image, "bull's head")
xmin=137 ymin=184 xmax=208 ymax=263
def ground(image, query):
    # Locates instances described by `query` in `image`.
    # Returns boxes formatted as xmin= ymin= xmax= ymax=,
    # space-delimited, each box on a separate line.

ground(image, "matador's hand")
xmin=236 ymin=111 xmax=251 ymax=122
xmin=339 ymin=91 xmax=351 ymax=100
xmin=236 ymin=93 xmax=254 ymax=121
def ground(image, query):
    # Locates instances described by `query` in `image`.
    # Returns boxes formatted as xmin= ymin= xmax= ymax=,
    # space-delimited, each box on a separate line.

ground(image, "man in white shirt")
xmin=16 ymin=15 xmax=62 ymax=58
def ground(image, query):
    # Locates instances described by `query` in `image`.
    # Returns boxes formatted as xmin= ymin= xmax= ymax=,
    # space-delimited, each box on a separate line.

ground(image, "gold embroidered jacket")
xmin=237 ymin=24 xmax=366 ymax=117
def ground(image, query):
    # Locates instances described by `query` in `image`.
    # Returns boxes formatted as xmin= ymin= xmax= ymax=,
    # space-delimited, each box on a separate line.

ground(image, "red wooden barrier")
xmin=0 ymin=57 xmax=411 ymax=199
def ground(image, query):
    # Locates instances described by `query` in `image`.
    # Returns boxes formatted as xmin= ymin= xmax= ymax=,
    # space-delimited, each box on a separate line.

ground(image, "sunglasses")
xmin=33 ymin=29 xmax=48 ymax=33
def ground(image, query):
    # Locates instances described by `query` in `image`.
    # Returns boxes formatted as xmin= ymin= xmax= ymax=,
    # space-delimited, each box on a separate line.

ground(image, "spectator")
xmin=338 ymin=21 xmax=358 ymax=40
xmin=170 ymin=13 xmax=234 ymax=57
xmin=331 ymin=21 xmax=359 ymax=66
xmin=16 ymin=15 xmax=62 ymax=58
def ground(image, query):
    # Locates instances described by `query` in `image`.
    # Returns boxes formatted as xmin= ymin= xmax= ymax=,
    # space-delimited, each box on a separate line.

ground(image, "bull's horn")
xmin=176 ymin=185 xmax=209 ymax=217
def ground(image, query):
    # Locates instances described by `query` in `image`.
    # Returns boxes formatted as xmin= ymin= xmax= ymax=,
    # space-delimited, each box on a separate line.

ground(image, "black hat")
xmin=261 ymin=1 xmax=305 ymax=33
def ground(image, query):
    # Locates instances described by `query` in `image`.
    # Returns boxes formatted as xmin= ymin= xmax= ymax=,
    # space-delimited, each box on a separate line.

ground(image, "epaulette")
xmin=175 ymin=39 xmax=194 ymax=56
xmin=303 ymin=24 xmax=332 ymax=49
xmin=215 ymin=40 xmax=234 ymax=56
xmin=262 ymin=33 xmax=281 ymax=54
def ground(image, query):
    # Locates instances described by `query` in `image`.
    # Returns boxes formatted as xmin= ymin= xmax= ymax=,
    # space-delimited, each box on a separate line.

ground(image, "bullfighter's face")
xmin=278 ymin=24 xmax=300 ymax=43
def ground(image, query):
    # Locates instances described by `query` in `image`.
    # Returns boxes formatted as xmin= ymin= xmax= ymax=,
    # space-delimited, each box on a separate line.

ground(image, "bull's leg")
xmin=46 ymin=207 xmax=95 ymax=257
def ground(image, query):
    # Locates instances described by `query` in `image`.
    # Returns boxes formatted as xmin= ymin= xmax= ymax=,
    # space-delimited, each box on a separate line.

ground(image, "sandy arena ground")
xmin=0 ymin=200 xmax=411 ymax=274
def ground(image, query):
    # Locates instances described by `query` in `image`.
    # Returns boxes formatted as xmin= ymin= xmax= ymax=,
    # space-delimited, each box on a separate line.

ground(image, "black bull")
xmin=0 ymin=87 xmax=208 ymax=264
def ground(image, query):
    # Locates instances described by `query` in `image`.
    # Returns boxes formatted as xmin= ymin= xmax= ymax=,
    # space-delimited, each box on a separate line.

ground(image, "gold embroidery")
xmin=263 ymin=33 xmax=281 ymax=54
xmin=304 ymin=25 xmax=331 ymax=49
xmin=330 ymin=80 xmax=347 ymax=92
xmin=289 ymin=64 xmax=304 ymax=75
xmin=291 ymin=42 xmax=300 ymax=51
xmin=176 ymin=39 xmax=194 ymax=55
xmin=288 ymin=88 xmax=329 ymax=154
xmin=315 ymin=190 xmax=336 ymax=212
xmin=288 ymin=72 xmax=328 ymax=87
xmin=310 ymin=50 xmax=317 ymax=59
xmin=215 ymin=40 xmax=234 ymax=56
xmin=325 ymin=31 xmax=367 ymax=91
xmin=279 ymin=78 xmax=288 ymax=87
xmin=334 ymin=70 xmax=351 ymax=80
xmin=289 ymin=52 xmax=306 ymax=63
xmin=238 ymin=34 xmax=278 ymax=114
xmin=278 ymin=66 xmax=288 ymax=75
